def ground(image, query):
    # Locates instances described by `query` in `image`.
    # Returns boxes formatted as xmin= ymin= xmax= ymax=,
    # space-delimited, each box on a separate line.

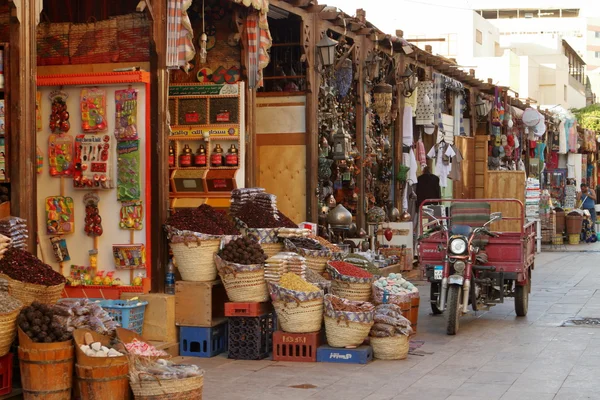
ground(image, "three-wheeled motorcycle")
xmin=418 ymin=199 xmax=536 ymax=335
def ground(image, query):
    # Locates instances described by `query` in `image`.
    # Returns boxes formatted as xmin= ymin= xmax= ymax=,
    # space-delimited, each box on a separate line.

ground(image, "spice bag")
xmin=0 ymin=273 xmax=64 ymax=305
xmin=323 ymin=294 xmax=374 ymax=348
xmin=269 ymin=282 xmax=323 ymax=333
xmin=215 ymin=254 xmax=269 ymax=302
xmin=327 ymin=262 xmax=373 ymax=302
xmin=284 ymin=238 xmax=332 ymax=275
xmin=370 ymin=335 xmax=408 ymax=360
xmin=69 ymin=18 xmax=119 ymax=64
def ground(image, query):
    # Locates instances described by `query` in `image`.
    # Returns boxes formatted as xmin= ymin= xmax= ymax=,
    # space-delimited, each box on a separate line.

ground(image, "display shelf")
xmin=36 ymin=71 xmax=151 ymax=86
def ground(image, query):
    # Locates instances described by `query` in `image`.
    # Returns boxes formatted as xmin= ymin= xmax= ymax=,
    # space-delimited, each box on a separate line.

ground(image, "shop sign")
xmin=170 ymin=126 xmax=239 ymax=137
xmin=169 ymin=84 xmax=239 ymax=96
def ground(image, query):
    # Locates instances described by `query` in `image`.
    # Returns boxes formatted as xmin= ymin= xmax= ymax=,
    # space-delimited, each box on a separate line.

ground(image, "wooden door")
xmin=453 ymin=136 xmax=475 ymax=199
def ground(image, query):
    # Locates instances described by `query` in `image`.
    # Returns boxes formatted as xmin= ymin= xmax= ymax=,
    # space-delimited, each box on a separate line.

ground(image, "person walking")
xmin=578 ymin=183 xmax=597 ymax=236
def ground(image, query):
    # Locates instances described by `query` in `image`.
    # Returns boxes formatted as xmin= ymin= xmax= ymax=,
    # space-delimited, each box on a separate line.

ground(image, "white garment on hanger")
xmin=427 ymin=144 xmax=455 ymax=188
xmin=558 ymin=121 xmax=567 ymax=154
xmin=403 ymin=106 xmax=414 ymax=146
xmin=402 ymin=147 xmax=418 ymax=186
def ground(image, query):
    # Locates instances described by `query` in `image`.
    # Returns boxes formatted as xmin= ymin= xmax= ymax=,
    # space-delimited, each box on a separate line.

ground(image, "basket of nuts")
xmin=215 ymin=237 xmax=269 ymax=302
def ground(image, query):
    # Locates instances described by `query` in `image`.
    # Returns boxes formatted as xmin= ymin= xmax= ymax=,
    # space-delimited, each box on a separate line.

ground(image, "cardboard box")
xmin=120 ymin=293 xmax=177 ymax=342
xmin=175 ymin=280 xmax=227 ymax=327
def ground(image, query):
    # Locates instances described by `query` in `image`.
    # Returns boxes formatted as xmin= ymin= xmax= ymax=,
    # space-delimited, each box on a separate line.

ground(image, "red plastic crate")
xmin=224 ymin=302 xmax=272 ymax=317
xmin=0 ymin=352 xmax=13 ymax=396
xmin=273 ymin=331 xmax=321 ymax=362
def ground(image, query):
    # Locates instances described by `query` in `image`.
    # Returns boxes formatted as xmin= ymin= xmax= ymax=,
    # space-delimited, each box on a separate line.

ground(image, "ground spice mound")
xmin=236 ymin=202 xmax=298 ymax=228
xmin=0 ymin=248 xmax=66 ymax=286
xmin=166 ymin=204 xmax=240 ymax=235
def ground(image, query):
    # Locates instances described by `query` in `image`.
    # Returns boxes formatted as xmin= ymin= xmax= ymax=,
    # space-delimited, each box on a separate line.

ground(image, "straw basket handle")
xmin=280 ymin=294 xmax=301 ymax=308
xmin=137 ymin=372 xmax=165 ymax=390
xmin=336 ymin=280 xmax=351 ymax=288
xmin=219 ymin=265 xmax=237 ymax=278
xmin=335 ymin=312 xmax=351 ymax=327
xmin=183 ymin=235 xmax=200 ymax=248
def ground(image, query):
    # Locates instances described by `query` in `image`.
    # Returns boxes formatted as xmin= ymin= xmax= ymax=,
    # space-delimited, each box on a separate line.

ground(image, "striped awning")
xmin=229 ymin=0 xmax=269 ymax=14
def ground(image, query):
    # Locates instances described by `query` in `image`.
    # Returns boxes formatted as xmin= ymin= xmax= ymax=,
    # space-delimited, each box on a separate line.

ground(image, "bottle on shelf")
xmin=168 ymin=144 xmax=175 ymax=168
xmin=165 ymin=260 xmax=175 ymax=295
xmin=226 ymin=144 xmax=239 ymax=167
xmin=211 ymin=144 xmax=224 ymax=167
xmin=179 ymin=144 xmax=192 ymax=167
xmin=194 ymin=144 xmax=207 ymax=167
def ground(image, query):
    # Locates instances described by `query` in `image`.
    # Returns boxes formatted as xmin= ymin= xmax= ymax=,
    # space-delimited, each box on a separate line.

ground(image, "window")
xmin=499 ymin=9 xmax=518 ymax=19
xmin=481 ymin=10 xmax=498 ymax=19
xmin=564 ymin=85 xmax=568 ymax=102
xmin=596 ymin=51 xmax=600 ymax=58
xmin=561 ymin=9 xmax=579 ymax=18
xmin=540 ymin=9 xmax=560 ymax=18
xmin=595 ymin=31 xmax=600 ymax=39
xmin=476 ymin=29 xmax=483 ymax=45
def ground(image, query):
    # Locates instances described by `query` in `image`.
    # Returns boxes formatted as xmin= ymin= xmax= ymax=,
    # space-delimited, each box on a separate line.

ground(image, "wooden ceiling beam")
xmin=319 ymin=11 xmax=340 ymax=20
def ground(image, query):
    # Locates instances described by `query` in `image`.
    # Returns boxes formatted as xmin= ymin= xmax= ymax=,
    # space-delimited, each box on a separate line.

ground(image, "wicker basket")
xmin=0 ymin=274 xmax=64 ymax=305
xmin=170 ymin=239 xmax=221 ymax=282
xmin=306 ymin=256 xmax=331 ymax=275
xmin=324 ymin=316 xmax=373 ymax=348
xmin=273 ymin=299 xmax=323 ymax=333
xmin=330 ymin=280 xmax=371 ymax=302
xmin=370 ymin=335 xmax=408 ymax=360
xmin=37 ymin=21 xmax=71 ymax=66
xmin=215 ymin=255 xmax=268 ymax=302
xmin=261 ymin=242 xmax=284 ymax=258
xmin=568 ymin=234 xmax=580 ymax=245
xmin=113 ymin=13 xmax=150 ymax=63
xmin=69 ymin=18 xmax=119 ymax=64
xmin=0 ymin=307 xmax=19 ymax=357
xmin=131 ymin=374 xmax=204 ymax=400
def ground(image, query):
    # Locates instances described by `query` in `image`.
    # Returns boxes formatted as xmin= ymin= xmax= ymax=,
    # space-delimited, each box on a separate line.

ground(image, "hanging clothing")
xmin=416 ymin=173 xmax=441 ymax=208
xmin=403 ymin=106 xmax=414 ymax=146
xmin=432 ymin=73 xmax=445 ymax=134
xmin=535 ymin=142 xmax=546 ymax=163
xmin=415 ymin=81 xmax=434 ymax=125
xmin=449 ymin=145 xmax=463 ymax=181
xmin=427 ymin=143 xmax=456 ymax=188
xmin=166 ymin=0 xmax=195 ymax=70
xmin=558 ymin=121 xmax=567 ymax=154
xmin=416 ymin=139 xmax=427 ymax=167
xmin=405 ymin=87 xmax=418 ymax=117
xmin=568 ymin=123 xmax=578 ymax=153
xmin=403 ymin=148 xmax=418 ymax=185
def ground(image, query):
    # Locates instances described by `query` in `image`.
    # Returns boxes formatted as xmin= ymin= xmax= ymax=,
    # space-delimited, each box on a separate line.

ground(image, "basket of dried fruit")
xmin=0 ymin=248 xmax=66 ymax=305
xmin=323 ymin=294 xmax=374 ymax=348
xmin=165 ymin=205 xmax=240 ymax=282
xmin=215 ymin=237 xmax=269 ymax=302
xmin=268 ymin=274 xmax=324 ymax=333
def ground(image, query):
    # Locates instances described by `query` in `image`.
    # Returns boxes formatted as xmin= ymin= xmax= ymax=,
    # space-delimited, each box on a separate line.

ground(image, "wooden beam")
xmin=319 ymin=11 xmax=339 ymax=20
xmin=288 ymin=0 xmax=311 ymax=7
xmin=149 ymin=0 xmax=168 ymax=293
xmin=304 ymin=13 xmax=319 ymax=223
xmin=355 ymin=27 xmax=373 ymax=35
xmin=304 ymin=4 xmax=326 ymax=13
xmin=406 ymin=38 xmax=446 ymax=42
xmin=10 ymin=1 xmax=37 ymax=252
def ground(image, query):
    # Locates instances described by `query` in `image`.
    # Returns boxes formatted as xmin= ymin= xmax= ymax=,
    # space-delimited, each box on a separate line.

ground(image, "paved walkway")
xmin=182 ymin=247 xmax=600 ymax=400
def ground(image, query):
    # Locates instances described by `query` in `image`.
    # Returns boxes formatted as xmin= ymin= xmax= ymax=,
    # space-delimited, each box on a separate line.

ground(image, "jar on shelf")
xmin=179 ymin=144 xmax=192 ymax=167
xmin=226 ymin=144 xmax=239 ymax=167
xmin=194 ymin=144 xmax=207 ymax=167
xmin=211 ymin=144 xmax=224 ymax=167
xmin=168 ymin=143 xmax=175 ymax=168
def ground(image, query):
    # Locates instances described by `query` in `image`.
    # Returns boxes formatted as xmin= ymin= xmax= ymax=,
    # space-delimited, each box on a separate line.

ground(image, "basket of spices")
xmin=327 ymin=261 xmax=374 ymax=302
xmin=165 ymin=205 xmax=240 ymax=282
xmin=284 ymin=237 xmax=332 ymax=275
xmin=0 ymin=280 xmax=22 ymax=356
xmin=304 ymin=268 xmax=331 ymax=294
xmin=215 ymin=237 xmax=269 ymax=302
xmin=269 ymin=273 xmax=324 ymax=333
xmin=324 ymin=294 xmax=374 ymax=348
xmin=0 ymin=247 xmax=66 ymax=305
xmin=369 ymin=304 xmax=412 ymax=360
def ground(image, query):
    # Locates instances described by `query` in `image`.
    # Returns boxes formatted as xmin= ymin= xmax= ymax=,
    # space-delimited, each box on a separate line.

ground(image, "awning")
xmin=229 ymin=0 xmax=269 ymax=14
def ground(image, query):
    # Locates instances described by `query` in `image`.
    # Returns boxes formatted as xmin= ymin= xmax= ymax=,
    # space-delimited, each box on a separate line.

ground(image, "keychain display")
xmin=119 ymin=200 xmax=143 ymax=230
xmin=50 ymin=236 xmax=71 ymax=262
xmin=112 ymin=244 xmax=146 ymax=269
xmin=48 ymin=134 xmax=74 ymax=176
xmin=80 ymin=88 xmax=107 ymax=132
xmin=46 ymin=196 xmax=74 ymax=234
xmin=83 ymin=193 xmax=103 ymax=237
xmin=49 ymin=90 xmax=70 ymax=134
xmin=116 ymin=140 xmax=141 ymax=201
xmin=73 ymin=134 xmax=113 ymax=189
xmin=36 ymin=146 xmax=43 ymax=175
xmin=114 ymin=88 xmax=138 ymax=141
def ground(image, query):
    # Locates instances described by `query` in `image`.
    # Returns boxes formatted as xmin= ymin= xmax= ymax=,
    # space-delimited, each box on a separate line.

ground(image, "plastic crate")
xmin=0 ymin=352 xmax=13 ymax=396
xmin=180 ymin=322 xmax=228 ymax=358
xmin=228 ymin=313 xmax=274 ymax=360
xmin=316 ymin=345 xmax=373 ymax=364
xmin=224 ymin=302 xmax=272 ymax=317
xmin=96 ymin=299 xmax=148 ymax=335
xmin=273 ymin=331 xmax=321 ymax=362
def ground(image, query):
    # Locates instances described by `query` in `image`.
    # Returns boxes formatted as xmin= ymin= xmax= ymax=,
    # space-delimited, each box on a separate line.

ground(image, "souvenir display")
xmin=114 ymin=88 xmax=138 ymax=141
xmin=112 ymin=244 xmax=146 ymax=269
xmin=119 ymin=201 xmax=143 ymax=230
xmin=73 ymin=134 xmax=113 ymax=189
xmin=48 ymin=134 xmax=74 ymax=177
xmin=36 ymin=146 xmax=43 ymax=175
xmin=116 ymin=140 xmax=141 ymax=201
xmin=46 ymin=196 xmax=74 ymax=235
xmin=83 ymin=193 xmax=103 ymax=237
xmin=36 ymin=92 xmax=42 ymax=132
xmin=50 ymin=236 xmax=71 ymax=262
xmin=80 ymin=88 xmax=107 ymax=132
xmin=49 ymin=90 xmax=70 ymax=134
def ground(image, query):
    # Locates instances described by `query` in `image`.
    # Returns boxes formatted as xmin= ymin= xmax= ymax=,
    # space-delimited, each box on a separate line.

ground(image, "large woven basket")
xmin=370 ymin=335 xmax=408 ymax=360
xmin=0 ymin=273 xmax=64 ymax=305
xmin=0 ymin=307 xmax=19 ymax=357
xmin=37 ymin=21 xmax=71 ymax=66
xmin=324 ymin=316 xmax=373 ymax=348
xmin=69 ymin=18 xmax=119 ymax=64
xmin=215 ymin=255 xmax=268 ymax=302
xmin=273 ymin=299 xmax=323 ymax=333
xmin=169 ymin=239 xmax=221 ymax=282
xmin=131 ymin=374 xmax=204 ymax=400
xmin=261 ymin=242 xmax=284 ymax=258
xmin=113 ymin=13 xmax=150 ymax=63
xmin=306 ymin=256 xmax=330 ymax=275
xmin=330 ymin=280 xmax=372 ymax=302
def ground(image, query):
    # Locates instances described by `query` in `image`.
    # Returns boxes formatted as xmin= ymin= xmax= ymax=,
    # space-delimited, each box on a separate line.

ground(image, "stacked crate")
xmin=540 ymin=210 xmax=556 ymax=244
xmin=225 ymin=302 xmax=274 ymax=360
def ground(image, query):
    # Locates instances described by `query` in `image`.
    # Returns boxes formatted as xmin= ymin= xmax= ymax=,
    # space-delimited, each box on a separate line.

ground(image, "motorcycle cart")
xmin=418 ymin=199 xmax=536 ymax=335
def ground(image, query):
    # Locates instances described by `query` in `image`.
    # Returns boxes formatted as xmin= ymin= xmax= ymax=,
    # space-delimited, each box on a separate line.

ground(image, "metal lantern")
xmin=332 ymin=125 xmax=350 ymax=160
xmin=373 ymin=83 xmax=393 ymax=120
xmin=327 ymin=204 xmax=353 ymax=229
xmin=400 ymin=65 xmax=418 ymax=97
xmin=317 ymin=35 xmax=338 ymax=67
xmin=475 ymin=96 xmax=490 ymax=118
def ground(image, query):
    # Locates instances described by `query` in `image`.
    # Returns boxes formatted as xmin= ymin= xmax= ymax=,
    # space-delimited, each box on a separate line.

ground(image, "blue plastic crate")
xmin=96 ymin=299 xmax=148 ymax=335
xmin=180 ymin=322 xmax=228 ymax=358
xmin=316 ymin=345 xmax=373 ymax=364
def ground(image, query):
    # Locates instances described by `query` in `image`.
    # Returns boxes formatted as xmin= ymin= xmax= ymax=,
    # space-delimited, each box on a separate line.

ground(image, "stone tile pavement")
xmin=180 ymin=246 xmax=600 ymax=399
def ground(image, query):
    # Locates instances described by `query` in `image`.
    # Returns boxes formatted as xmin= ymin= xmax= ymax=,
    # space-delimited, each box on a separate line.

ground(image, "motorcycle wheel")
xmin=515 ymin=279 xmax=530 ymax=317
xmin=430 ymin=283 xmax=443 ymax=314
xmin=446 ymin=285 xmax=461 ymax=335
